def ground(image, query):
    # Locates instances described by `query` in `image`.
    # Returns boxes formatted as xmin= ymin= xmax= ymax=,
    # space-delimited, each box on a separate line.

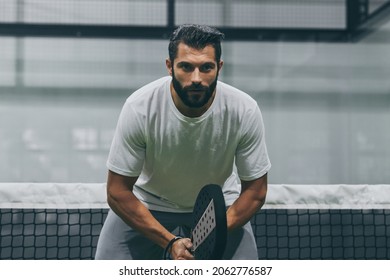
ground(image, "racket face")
xmin=191 ymin=184 xmax=227 ymax=260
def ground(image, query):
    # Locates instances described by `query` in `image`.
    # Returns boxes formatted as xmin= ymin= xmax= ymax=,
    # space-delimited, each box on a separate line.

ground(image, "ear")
xmin=218 ymin=60 xmax=224 ymax=72
xmin=166 ymin=58 xmax=173 ymax=76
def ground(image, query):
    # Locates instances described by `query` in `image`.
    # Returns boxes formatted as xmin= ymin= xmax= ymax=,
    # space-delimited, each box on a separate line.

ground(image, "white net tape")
xmin=1 ymin=183 xmax=390 ymax=209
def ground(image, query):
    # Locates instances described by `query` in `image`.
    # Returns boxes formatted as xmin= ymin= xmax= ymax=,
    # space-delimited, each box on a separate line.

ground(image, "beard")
xmin=171 ymin=69 xmax=218 ymax=109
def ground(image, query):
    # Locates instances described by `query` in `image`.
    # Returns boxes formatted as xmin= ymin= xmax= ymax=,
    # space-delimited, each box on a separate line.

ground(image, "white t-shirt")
xmin=107 ymin=76 xmax=271 ymax=212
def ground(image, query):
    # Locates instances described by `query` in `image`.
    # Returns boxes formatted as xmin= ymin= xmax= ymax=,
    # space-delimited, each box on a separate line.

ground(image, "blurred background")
xmin=1 ymin=0 xmax=389 ymax=185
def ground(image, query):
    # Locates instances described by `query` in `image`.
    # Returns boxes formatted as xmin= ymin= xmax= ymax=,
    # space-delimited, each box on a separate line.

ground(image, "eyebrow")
xmin=176 ymin=61 xmax=216 ymax=67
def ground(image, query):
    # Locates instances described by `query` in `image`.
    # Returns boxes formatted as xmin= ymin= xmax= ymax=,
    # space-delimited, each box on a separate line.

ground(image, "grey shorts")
xmin=95 ymin=209 xmax=259 ymax=260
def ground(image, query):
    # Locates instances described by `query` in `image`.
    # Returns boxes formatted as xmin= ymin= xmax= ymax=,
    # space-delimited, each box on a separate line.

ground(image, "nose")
xmin=191 ymin=68 xmax=202 ymax=85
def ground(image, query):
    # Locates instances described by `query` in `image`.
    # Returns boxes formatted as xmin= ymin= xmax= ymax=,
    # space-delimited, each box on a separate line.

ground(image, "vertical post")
xmin=346 ymin=0 xmax=369 ymax=33
xmin=15 ymin=0 xmax=25 ymax=87
xmin=346 ymin=0 xmax=359 ymax=32
xmin=167 ymin=0 xmax=175 ymax=30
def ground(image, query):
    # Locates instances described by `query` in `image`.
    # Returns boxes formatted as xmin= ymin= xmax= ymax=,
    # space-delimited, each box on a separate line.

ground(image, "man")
xmin=95 ymin=24 xmax=271 ymax=260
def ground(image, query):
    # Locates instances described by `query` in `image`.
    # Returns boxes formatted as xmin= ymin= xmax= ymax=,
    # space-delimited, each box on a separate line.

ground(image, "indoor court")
xmin=1 ymin=0 xmax=390 ymax=260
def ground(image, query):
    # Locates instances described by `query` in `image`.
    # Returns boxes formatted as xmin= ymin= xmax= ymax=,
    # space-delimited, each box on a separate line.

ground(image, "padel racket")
xmin=191 ymin=184 xmax=227 ymax=260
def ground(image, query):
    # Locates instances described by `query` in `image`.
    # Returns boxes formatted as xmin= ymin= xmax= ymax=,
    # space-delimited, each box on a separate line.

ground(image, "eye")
xmin=200 ymin=63 xmax=215 ymax=72
xmin=178 ymin=63 xmax=194 ymax=72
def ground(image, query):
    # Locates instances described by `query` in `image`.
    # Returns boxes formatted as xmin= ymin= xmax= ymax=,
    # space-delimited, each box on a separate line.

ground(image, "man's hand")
xmin=170 ymin=238 xmax=194 ymax=260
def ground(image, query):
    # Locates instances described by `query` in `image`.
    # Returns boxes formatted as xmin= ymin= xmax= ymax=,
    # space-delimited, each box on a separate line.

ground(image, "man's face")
xmin=167 ymin=43 xmax=223 ymax=110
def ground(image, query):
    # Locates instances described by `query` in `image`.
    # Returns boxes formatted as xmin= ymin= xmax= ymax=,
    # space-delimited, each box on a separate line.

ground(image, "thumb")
xmin=181 ymin=238 xmax=193 ymax=250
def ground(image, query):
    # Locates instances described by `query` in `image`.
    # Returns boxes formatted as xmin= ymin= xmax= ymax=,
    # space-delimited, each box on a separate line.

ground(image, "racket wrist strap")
xmin=163 ymin=236 xmax=182 ymax=260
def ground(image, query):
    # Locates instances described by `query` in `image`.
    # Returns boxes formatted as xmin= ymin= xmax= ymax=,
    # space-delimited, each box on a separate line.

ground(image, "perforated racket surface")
xmin=191 ymin=184 xmax=227 ymax=260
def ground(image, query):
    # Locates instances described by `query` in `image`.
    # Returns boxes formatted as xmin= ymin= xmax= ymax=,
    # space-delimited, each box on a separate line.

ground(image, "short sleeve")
xmin=235 ymin=105 xmax=271 ymax=181
xmin=106 ymin=101 xmax=146 ymax=177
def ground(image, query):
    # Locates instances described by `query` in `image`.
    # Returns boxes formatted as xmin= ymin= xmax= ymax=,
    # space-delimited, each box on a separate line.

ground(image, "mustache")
xmin=183 ymin=84 xmax=208 ymax=91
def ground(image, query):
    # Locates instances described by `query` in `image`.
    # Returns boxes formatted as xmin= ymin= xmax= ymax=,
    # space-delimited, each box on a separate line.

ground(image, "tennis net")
xmin=0 ymin=183 xmax=389 ymax=259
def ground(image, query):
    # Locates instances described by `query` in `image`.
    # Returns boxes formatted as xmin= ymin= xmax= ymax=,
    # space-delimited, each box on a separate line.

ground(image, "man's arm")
xmin=226 ymin=173 xmax=268 ymax=231
xmin=106 ymin=170 xmax=193 ymax=259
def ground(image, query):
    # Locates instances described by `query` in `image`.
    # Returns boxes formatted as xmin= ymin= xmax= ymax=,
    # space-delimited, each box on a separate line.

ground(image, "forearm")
xmin=106 ymin=171 xmax=174 ymax=249
xmin=107 ymin=188 xmax=175 ymax=248
xmin=106 ymin=171 xmax=193 ymax=259
xmin=226 ymin=175 xmax=268 ymax=231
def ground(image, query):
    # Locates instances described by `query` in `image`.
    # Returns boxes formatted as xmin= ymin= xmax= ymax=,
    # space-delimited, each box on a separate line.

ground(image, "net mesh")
xmin=253 ymin=209 xmax=390 ymax=259
xmin=0 ymin=209 xmax=106 ymax=259
xmin=1 ymin=183 xmax=389 ymax=259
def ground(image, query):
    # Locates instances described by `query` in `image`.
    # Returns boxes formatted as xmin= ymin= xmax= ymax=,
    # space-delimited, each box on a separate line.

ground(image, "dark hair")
xmin=168 ymin=24 xmax=225 ymax=63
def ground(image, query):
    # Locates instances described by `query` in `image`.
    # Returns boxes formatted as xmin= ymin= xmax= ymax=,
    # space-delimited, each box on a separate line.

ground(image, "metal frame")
xmin=350 ymin=0 xmax=390 ymax=42
xmin=0 ymin=0 xmax=388 ymax=42
xmin=0 ymin=23 xmax=350 ymax=42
